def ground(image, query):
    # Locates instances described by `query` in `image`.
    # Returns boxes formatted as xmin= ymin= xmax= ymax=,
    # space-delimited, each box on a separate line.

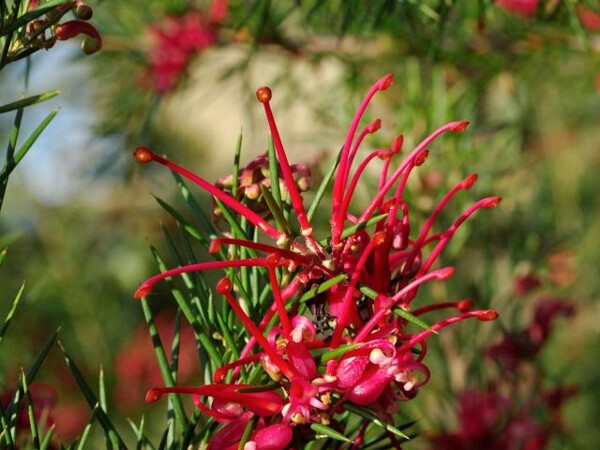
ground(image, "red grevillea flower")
xmin=140 ymin=1 xmax=228 ymax=94
xmin=133 ymin=74 xmax=500 ymax=445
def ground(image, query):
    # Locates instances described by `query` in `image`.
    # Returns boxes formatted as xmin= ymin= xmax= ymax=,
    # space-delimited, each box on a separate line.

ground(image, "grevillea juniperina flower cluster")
xmin=133 ymin=74 xmax=500 ymax=448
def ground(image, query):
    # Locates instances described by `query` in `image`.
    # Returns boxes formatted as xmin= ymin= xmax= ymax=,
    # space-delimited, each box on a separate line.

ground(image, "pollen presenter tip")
xmin=376 ymin=73 xmax=394 ymax=91
xmin=457 ymin=300 xmax=473 ymax=312
xmin=256 ymin=87 xmax=272 ymax=103
xmin=145 ymin=388 xmax=163 ymax=403
xmin=134 ymin=146 xmax=154 ymax=163
xmin=216 ymin=277 xmax=233 ymax=294
xmin=479 ymin=310 xmax=500 ymax=321
xmin=133 ymin=284 xmax=152 ymax=299
xmin=485 ymin=197 xmax=502 ymax=208
xmin=451 ymin=121 xmax=470 ymax=132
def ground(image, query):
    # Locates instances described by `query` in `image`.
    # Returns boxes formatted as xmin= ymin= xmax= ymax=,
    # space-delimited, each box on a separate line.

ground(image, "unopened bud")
xmin=75 ymin=3 xmax=93 ymax=20
xmin=81 ymin=36 xmax=101 ymax=54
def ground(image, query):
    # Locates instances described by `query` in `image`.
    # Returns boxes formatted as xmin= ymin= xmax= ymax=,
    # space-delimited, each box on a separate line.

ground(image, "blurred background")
xmin=1 ymin=0 xmax=599 ymax=447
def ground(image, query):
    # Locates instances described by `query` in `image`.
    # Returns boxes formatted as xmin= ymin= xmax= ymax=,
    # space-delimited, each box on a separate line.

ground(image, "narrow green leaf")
xmin=58 ymin=341 xmax=126 ymax=449
xmin=216 ymin=312 xmax=239 ymax=362
xmin=307 ymin=150 xmax=341 ymax=222
xmin=266 ymin=136 xmax=282 ymax=208
xmin=98 ymin=367 xmax=107 ymax=413
xmin=139 ymin=297 xmax=189 ymax=431
xmin=154 ymin=196 xmax=205 ymax=245
xmin=0 ymin=282 xmax=25 ymax=343
xmin=260 ymin=184 xmax=291 ymax=235
xmin=238 ymin=414 xmax=259 ymax=450
xmin=6 ymin=328 xmax=58 ymax=430
xmin=300 ymin=274 xmax=347 ymax=303
xmin=319 ymin=343 xmax=362 ymax=362
xmin=148 ymin=246 xmax=221 ymax=367
xmin=340 ymin=213 xmax=389 ymax=240
xmin=318 ymin=213 xmax=388 ymax=247
xmin=0 ymin=91 xmax=60 ymax=114
xmin=172 ymin=172 xmax=217 ymax=238
xmin=0 ymin=107 xmax=23 ymax=210
xmin=344 ymin=403 xmax=409 ymax=440
xmin=181 ymin=408 xmax=203 ymax=449
xmin=310 ymin=423 xmax=352 ymax=443
xmin=0 ymin=247 xmax=7 ymax=268
xmin=21 ymin=370 xmax=41 ymax=450
xmin=231 ymin=131 xmax=243 ymax=198
xmin=156 ymin=426 xmax=169 ymax=450
xmin=0 ymin=396 xmax=15 ymax=448
xmin=170 ymin=311 xmax=182 ymax=381
xmin=39 ymin=424 xmax=55 ymax=450
xmin=75 ymin=405 xmax=98 ymax=450
xmin=359 ymin=285 xmax=434 ymax=332
xmin=0 ymin=109 xmax=58 ymax=184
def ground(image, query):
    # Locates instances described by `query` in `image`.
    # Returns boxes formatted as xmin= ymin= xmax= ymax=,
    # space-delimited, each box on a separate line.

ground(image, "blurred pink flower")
xmin=431 ymin=385 xmax=575 ymax=450
xmin=113 ymin=310 xmax=199 ymax=410
xmin=141 ymin=1 xmax=228 ymax=94
xmin=578 ymin=4 xmax=600 ymax=31
xmin=487 ymin=297 xmax=574 ymax=370
xmin=495 ymin=0 xmax=539 ymax=17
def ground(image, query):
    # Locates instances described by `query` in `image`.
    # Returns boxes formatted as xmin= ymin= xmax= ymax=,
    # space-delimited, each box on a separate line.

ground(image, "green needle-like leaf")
xmin=140 ymin=297 xmax=189 ymax=431
xmin=21 ymin=370 xmax=41 ymax=450
xmin=6 ymin=328 xmax=58 ymax=431
xmin=310 ymin=423 xmax=352 ymax=443
xmin=319 ymin=343 xmax=362 ymax=362
xmin=299 ymin=274 xmax=347 ymax=303
xmin=359 ymin=285 xmax=434 ymax=332
xmin=344 ymin=403 xmax=409 ymax=440
xmin=0 ymin=91 xmax=59 ymax=114
xmin=318 ymin=213 xmax=388 ymax=247
xmin=0 ymin=109 xmax=58 ymax=186
xmin=260 ymin=184 xmax=291 ymax=235
xmin=231 ymin=131 xmax=243 ymax=198
xmin=75 ymin=405 xmax=98 ymax=450
xmin=154 ymin=196 xmax=206 ymax=246
xmin=238 ymin=414 xmax=259 ymax=449
xmin=0 ymin=282 xmax=25 ymax=343
xmin=267 ymin=135 xmax=283 ymax=208
xmin=58 ymin=341 xmax=126 ymax=449
xmin=307 ymin=150 xmax=341 ymax=221
xmin=39 ymin=424 xmax=55 ymax=450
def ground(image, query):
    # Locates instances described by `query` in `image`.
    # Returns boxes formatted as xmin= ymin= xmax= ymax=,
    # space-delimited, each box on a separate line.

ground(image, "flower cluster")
xmin=133 ymin=74 xmax=500 ymax=448
xmin=140 ymin=0 xmax=228 ymax=94
xmin=213 ymin=153 xmax=311 ymax=222
xmin=21 ymin=1 xmax=101 ymax=57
